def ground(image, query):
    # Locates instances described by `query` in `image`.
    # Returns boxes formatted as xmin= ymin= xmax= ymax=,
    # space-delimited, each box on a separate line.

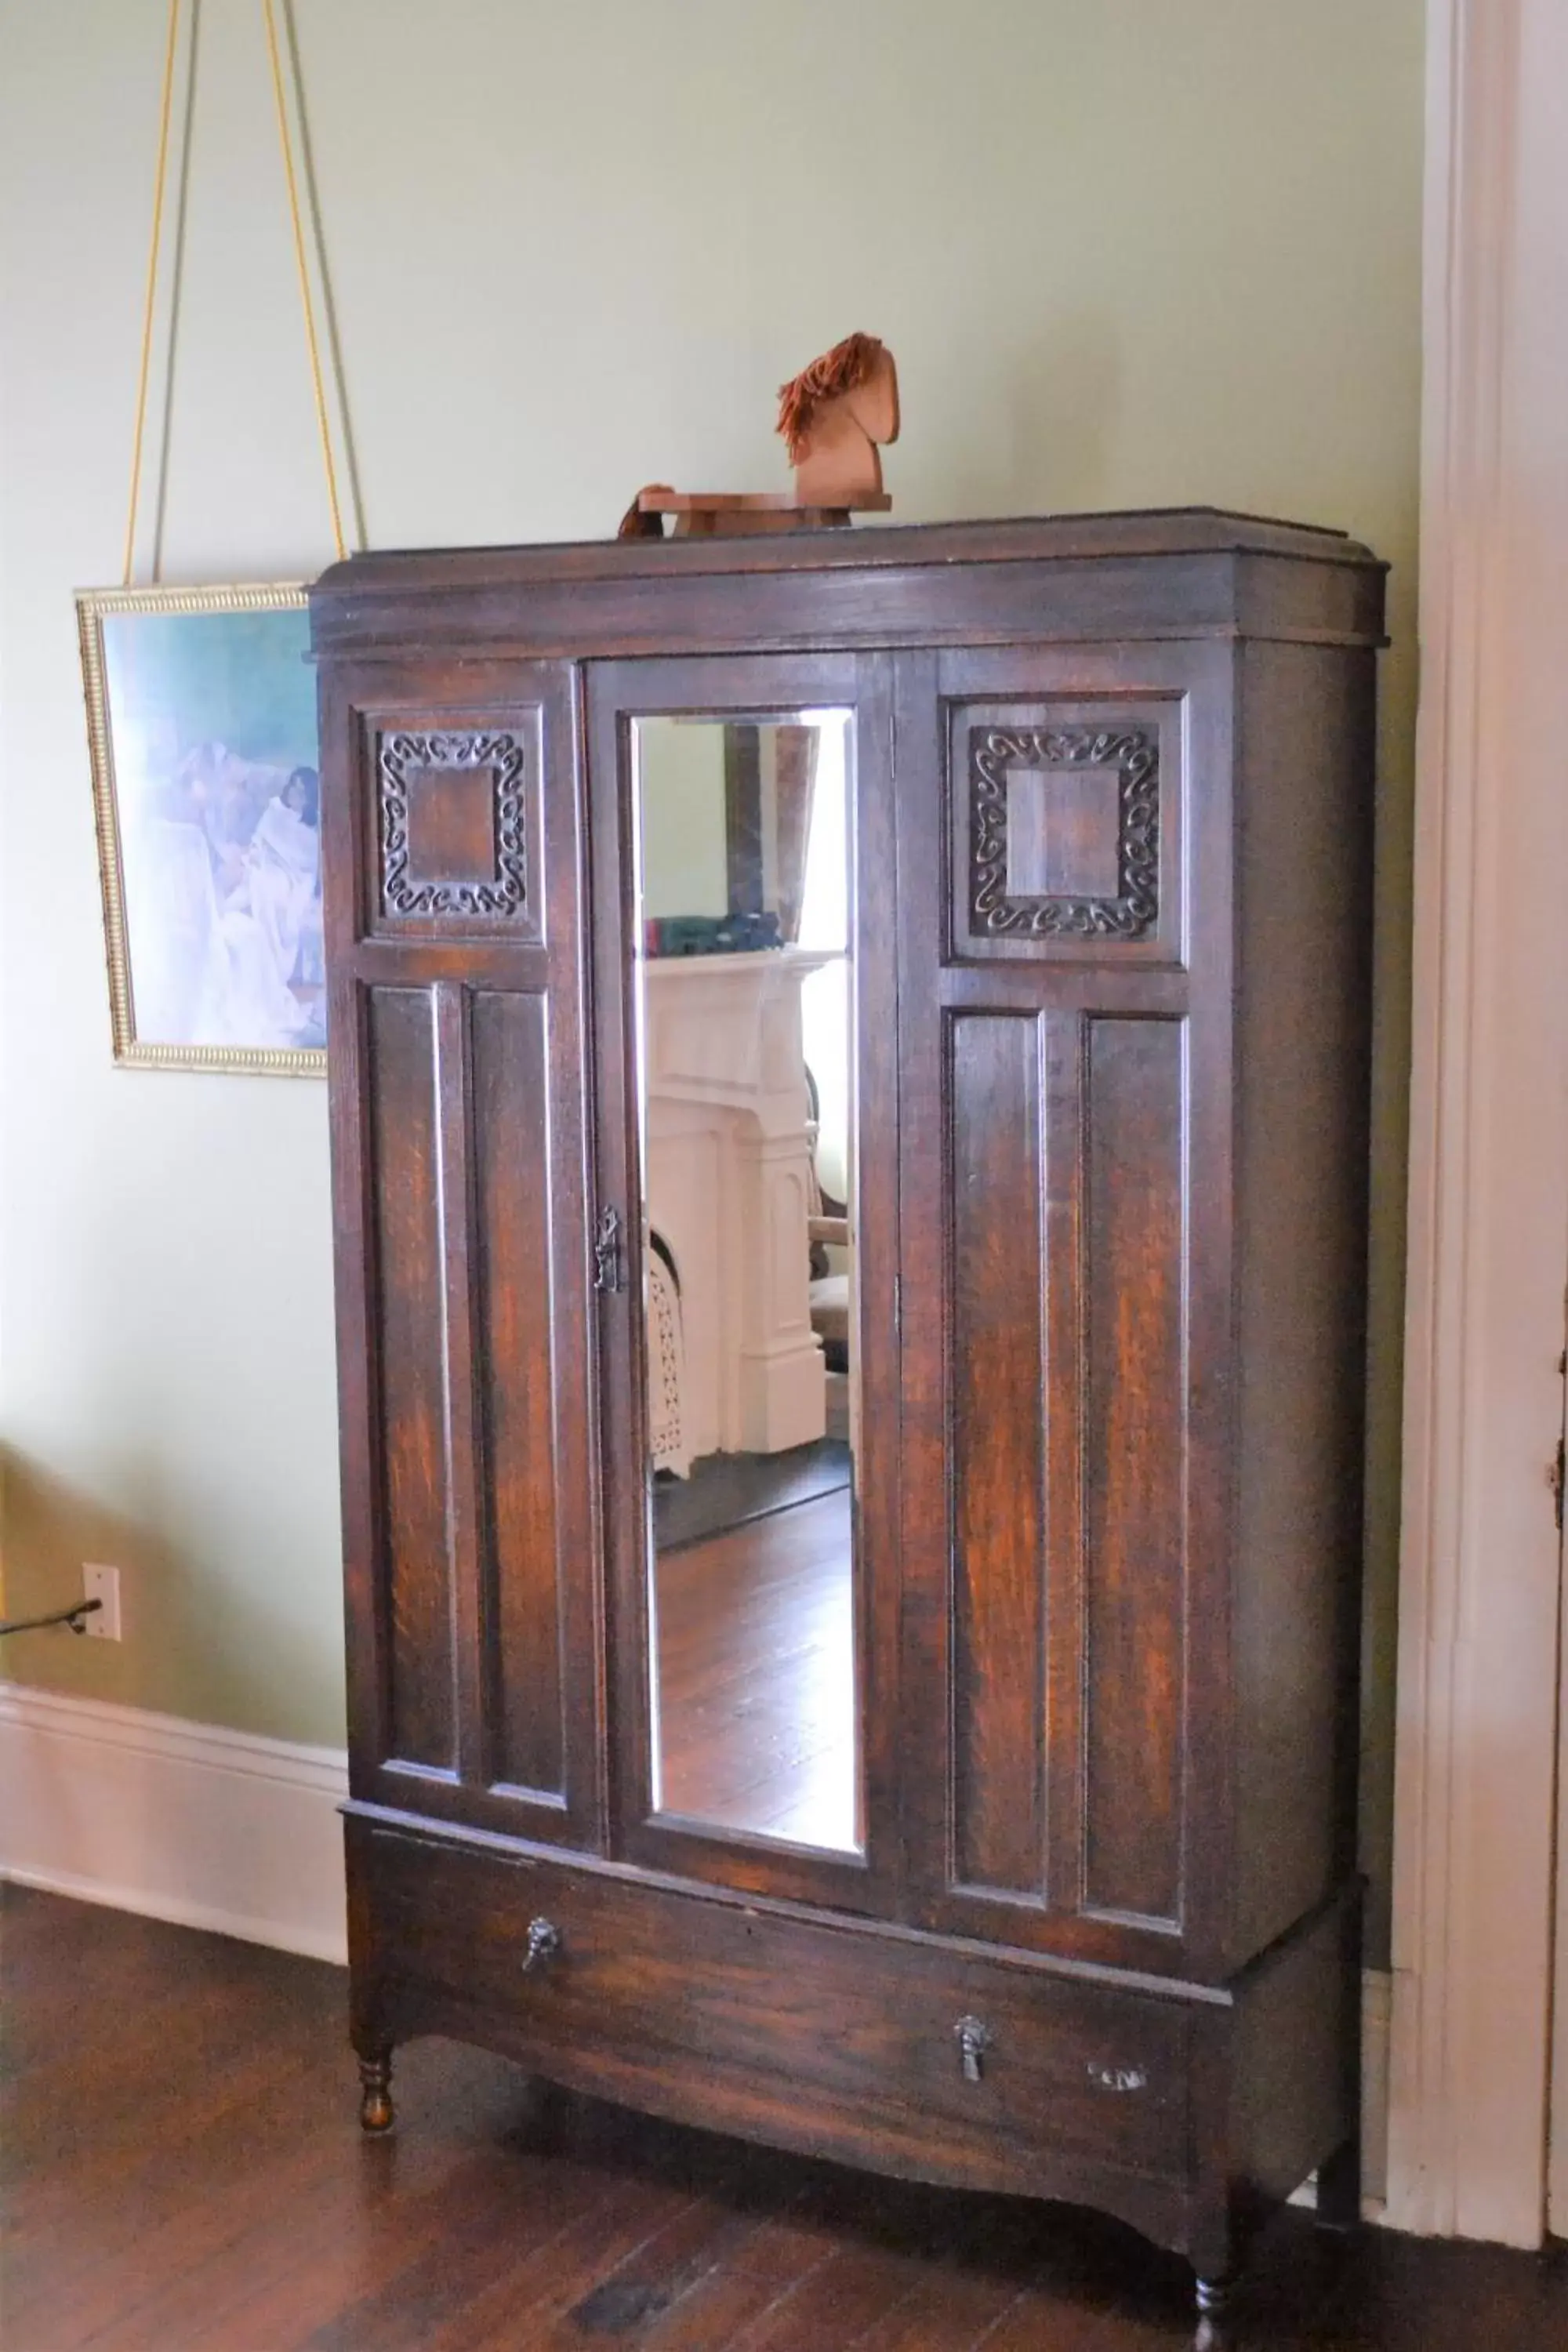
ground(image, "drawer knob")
xmin=954 ymin=2015 xmax=993 ymax=2083
xmin=522 ymin=1916 xmax=562 ymax=1973
xmin=1087 ymin=2062 xmax=1148 ymax=2094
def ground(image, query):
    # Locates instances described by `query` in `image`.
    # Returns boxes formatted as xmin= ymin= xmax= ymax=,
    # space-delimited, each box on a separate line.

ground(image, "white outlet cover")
xmin=82 ymin=1563 xmax=121 ymax=1641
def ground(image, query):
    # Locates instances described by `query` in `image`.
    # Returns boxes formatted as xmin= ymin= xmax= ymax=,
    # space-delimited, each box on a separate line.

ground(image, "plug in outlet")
xmin=82 ymin=1563 xmax=122 ymax=1641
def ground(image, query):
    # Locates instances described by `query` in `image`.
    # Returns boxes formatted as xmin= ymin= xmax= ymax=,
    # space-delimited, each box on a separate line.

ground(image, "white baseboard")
xmin=0 ymin=1682 xmax=348 ymax=1963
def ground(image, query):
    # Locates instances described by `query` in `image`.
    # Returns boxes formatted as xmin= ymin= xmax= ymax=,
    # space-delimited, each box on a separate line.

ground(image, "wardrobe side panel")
xmin=1231 ymin=641 xmax=1375 ymax=1964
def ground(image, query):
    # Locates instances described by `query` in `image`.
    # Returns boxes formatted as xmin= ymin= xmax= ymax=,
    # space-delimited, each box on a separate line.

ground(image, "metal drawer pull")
xmin=954 ymin=2016 xmax=993 ymax=2083
xmin=1087 ymin=2062 xmax=1148 ymax=2093
xmin=522 ymin=1917 xmax=562 ymax=1973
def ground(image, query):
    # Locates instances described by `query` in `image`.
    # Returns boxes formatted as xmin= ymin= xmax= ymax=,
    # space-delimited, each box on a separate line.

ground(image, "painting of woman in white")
xmin=216 ymin=766 xmax=323 ymax=1047
xmin=79 ymin=587 xmax=326 ymax=1072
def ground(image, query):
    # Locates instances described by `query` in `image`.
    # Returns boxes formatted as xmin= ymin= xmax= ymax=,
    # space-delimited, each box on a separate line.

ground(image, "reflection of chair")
xmin=804 ymin=1067 xmax=850 ymax=1378
xmin=809 ymin=1226 xmax=851 ymax=1377
xmin=647 ymin=1232 xmax=691 ymax=1479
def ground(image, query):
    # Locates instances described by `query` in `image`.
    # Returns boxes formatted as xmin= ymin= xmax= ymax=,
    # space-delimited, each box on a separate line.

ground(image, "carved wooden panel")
xmin=378 ymin=728 xmax=530 ymax=922
xmin=1004 ymin=760 xmax=1122 ymax=899
xmin=942 ymin=1004 xmax=1191 ymax=1932
xmin=942 ymin=691 xmax=1187 ymax=966
xmin=1082 ymin=1015 xmax=1188 ymax=1927
xmin=470 ymin=989 xmax=567 ymax=1802
xmin=948 ymin=1011 xmax=1048 ymax=1899
xmin=969 ymin=724 xmax=1159 ymax=942
xmin=367 ymin=984 xmax=456 ymax=1777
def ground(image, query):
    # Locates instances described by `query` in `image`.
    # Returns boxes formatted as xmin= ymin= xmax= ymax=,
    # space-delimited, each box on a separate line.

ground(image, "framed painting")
xmin=77 ymin=582 xmax=325 ymax=1074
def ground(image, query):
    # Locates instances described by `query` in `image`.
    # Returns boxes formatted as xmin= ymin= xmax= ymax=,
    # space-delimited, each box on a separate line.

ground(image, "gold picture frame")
xmin=78 ymin=581 xmax=325 ymax=1076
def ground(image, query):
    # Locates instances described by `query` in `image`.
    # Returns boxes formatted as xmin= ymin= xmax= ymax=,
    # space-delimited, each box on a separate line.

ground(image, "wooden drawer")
xmin=356 ymin=1824 xmax=1196 ymax=2189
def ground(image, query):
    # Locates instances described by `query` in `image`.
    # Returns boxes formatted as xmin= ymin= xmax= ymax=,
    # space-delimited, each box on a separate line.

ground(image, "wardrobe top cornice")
xmin=314 ymin=508 xmax=1383 ymax=604
xmin=310 ymin=511 xmax=1387 ymax=663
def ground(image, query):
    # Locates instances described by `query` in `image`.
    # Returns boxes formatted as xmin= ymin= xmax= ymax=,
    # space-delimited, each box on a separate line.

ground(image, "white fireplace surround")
xmin=641 ymin=948 xmax=837 ymax=1461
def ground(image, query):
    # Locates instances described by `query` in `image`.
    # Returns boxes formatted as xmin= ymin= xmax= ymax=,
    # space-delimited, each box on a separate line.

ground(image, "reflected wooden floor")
xmin=8 ymin=1886 xmax=1568 ymax=2352
xmin=653 ymin=1487 xmax=858 ymax=1848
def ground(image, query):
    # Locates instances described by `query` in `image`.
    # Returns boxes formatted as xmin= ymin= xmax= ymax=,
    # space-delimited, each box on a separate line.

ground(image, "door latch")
xmin=593 ymin=1205 xmax=626 ymax=1294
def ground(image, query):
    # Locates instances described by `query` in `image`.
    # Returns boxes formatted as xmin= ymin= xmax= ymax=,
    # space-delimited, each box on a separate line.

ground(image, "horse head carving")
xmin=618 ymin=333 xmax=899 ymax=538
xmin=776 ymin=333 xmax=900 ymax=508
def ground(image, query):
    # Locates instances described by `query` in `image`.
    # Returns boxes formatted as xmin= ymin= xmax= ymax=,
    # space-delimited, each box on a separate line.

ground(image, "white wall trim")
xmin=1554 ymin=1598 xmax=1568 ymax=2235
xmin=1387 ymin=0 xmax=1568 ymax=2248
xmin=0 ymin=1682 xmax=348 ymax=1964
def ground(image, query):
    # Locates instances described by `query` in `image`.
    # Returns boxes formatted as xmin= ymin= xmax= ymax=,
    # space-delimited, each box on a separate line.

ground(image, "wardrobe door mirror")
xmin=630 ymin=711 xmax=861 ymax=1854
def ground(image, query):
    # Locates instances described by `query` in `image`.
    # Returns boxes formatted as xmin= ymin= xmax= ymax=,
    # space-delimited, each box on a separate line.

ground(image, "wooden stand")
xmin=620 ymin=489 xmax=892 ymax=539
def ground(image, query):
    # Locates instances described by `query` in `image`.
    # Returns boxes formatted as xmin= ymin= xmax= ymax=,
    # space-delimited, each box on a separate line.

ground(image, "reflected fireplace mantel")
xmin=642 ymin=947 xmax=837 ymax=1460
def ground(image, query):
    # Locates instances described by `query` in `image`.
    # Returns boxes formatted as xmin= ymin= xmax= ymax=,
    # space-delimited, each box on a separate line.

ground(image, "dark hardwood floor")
xmin=4 ymin=1884 xmax=1565 ymax=2351
xmin=653 ymin=1488 xmax=857 ymax=1849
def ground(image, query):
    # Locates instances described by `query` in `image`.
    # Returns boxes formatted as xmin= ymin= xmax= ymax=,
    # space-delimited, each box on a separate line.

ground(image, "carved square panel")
xmin=967 ymin=724 xmax=1160 ymax=946
xmin=1004 ymin=763 xmax=1122 ymax=899
xmin=405 ymin=761 xmax=496 ymax=887
xmin=379 ymin=730 xmax=528 ymax=920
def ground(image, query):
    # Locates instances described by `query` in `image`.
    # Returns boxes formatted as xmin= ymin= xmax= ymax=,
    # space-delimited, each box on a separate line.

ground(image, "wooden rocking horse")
xmin=621 ymin=332 xmax=898 ymax=539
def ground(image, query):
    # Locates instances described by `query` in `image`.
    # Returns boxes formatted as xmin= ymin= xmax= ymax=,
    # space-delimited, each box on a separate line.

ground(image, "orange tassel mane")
xmin=775 ymin=332 xmax=885 ymax=462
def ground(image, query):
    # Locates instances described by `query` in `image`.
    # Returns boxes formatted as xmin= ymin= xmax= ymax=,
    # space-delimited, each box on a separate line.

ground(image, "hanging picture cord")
xmin=122 ymin=0 xmax=351 ymax=586
xmin=260 ymin=0 xmax=346 ymax=563
xmin=122 ymin=0 xmax=183 ymax=587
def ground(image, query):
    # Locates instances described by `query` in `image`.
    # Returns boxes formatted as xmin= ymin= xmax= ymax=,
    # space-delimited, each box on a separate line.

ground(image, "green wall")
xmin=637 ymin=723 xmax=731 ymax=921
xmin=0 ymin=0 xmax=1422 ymax=1952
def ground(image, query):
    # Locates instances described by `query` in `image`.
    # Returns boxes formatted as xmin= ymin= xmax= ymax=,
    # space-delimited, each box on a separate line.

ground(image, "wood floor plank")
xmin=655 ymin=1488 xmax=855 ymax=1847
xmin=5 ymin=2012 xmax=336 ymax=2318
xmin=192 ymin=2169 xmax=619 ymax=2352
xmin=630 ymin=2236 xmax=833 ymax=2350
xmin=724 ymin=2241 xmax=935 ymax=2350
xmin=9 ymin=2060 xmax=343 ymax=2340
xmin=178 ymin=2068 xmax=608 ymax=2352
xmin=97 ymin=2145 xmax=597 ymax=2352
xmin=420 ymin=2182 xmax=702 ymax=2352
xmin=846 ymin=2262 xmax=1046 ymax=2351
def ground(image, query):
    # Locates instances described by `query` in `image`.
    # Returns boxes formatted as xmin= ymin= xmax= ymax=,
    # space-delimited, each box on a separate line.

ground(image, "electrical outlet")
xmin=82 ymin=1563 xmax=122 ymax=1641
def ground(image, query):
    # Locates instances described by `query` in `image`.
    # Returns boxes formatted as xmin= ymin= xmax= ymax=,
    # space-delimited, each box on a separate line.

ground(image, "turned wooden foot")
xmin=1195 ymin=2271 xmax=1237 ymax=2320
xmin=358 ymin=2050 xmax=394 ymax=2133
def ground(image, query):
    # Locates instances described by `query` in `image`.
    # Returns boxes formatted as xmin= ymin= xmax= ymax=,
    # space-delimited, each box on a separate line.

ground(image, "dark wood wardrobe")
xmin=310 ymin=510 xmax=1384 ymax=2321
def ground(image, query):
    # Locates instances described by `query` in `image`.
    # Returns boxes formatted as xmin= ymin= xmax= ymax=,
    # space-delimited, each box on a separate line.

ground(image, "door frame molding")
xmin=1387 ymin=0 xmax=1568 ymax=2246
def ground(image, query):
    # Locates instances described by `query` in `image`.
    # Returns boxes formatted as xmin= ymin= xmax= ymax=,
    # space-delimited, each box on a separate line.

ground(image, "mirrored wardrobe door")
xmin=586 ymin=654 xmax=899 ymax=1913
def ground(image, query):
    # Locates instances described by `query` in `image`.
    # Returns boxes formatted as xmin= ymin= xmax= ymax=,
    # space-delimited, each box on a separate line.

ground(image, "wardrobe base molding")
xmin=348 ymin=1817 xmax=1359 ymax=2281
